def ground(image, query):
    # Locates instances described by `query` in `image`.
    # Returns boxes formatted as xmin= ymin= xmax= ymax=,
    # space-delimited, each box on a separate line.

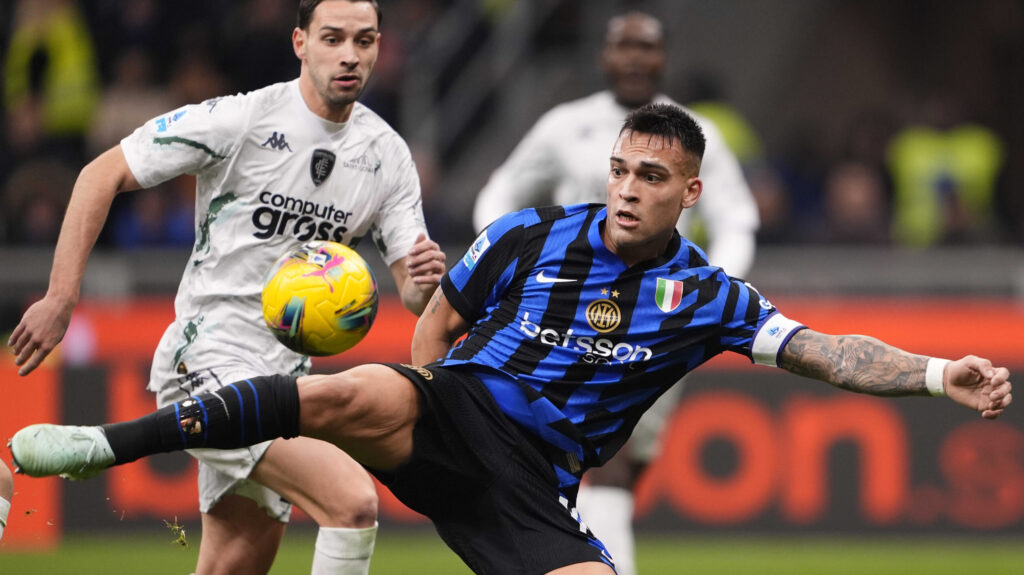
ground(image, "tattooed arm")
xmin=779 ymin=329 xmax=1014 ymax=419
xmin=779 ymin=330 xmax=929 ymax=395
xmin=411 ymin=288 xmax=470 ymax=365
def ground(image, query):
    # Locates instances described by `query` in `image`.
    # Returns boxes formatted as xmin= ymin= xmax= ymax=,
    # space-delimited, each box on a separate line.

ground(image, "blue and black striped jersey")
xmin=440 ymin=204 xmax=802 ymax=489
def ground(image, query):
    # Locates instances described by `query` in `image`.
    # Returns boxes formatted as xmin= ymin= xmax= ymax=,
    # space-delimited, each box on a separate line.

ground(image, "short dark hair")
xmin=620 ymin=103 xmax=705 ymax=160
xmin=297 ymin=0 xmax=382 ymax=30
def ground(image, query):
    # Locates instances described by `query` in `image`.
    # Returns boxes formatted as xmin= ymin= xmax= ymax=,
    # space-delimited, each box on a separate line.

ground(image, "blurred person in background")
xmin=86 ymin=47 xmax=177 ymax=158
xmin=685 ymin=70 xmax=764 ymax=175
xmin=86 ymin=48 xmax=192 ymax=249
xmin=2 ymin=157 xmax=76 ymax=245
xmin=0 ymin=457 xmax=11 ymax=541
xmin=886 ymin=94 xmax=1005 ymax=248
xmin=6 ymin=1 xmax=447 ymax=574
xmin=3 ymin=0 xmax=101 ymax=166
xmin=472 ymin=10 xmax=758 ymax=575
xmin=816 ymin=161 xmax=891 ymax=245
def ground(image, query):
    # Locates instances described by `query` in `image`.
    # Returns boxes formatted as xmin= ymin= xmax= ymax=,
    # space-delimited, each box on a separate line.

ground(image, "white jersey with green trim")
xmin=472 ymin=90 xmax=758 ymax=276
xmin=120 ymin=79 xmax=427 ymax=388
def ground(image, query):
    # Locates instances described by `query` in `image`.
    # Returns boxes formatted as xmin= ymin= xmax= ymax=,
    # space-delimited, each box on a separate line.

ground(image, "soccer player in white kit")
xmin=7 ymin=2 xmax=446 ymax=574
xmin=0 ymin=458 xmax=11 ymax=541
xmin=472 ymin=11 xmax=758 ymax=575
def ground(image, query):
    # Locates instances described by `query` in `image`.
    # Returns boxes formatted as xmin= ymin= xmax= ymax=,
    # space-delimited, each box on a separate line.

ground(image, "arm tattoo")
xmin=428 ymin=290 xmax=442 ymax=315
xmin=778 ymin=330 xmax=930 ymax=396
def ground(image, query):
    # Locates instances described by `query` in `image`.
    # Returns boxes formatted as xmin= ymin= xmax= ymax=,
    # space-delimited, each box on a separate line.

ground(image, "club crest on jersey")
xmin=310 ymin=149 xmax=336 ymax=186
xmin=586 ymin=299 xmax=621 ymax=333
xmin=655 ymin=278 xmax=685 ymax=313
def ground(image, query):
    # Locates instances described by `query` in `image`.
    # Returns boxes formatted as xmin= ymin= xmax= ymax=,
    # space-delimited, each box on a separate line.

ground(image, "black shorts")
xmin=371 ymin=363 xmax=614 ymax=575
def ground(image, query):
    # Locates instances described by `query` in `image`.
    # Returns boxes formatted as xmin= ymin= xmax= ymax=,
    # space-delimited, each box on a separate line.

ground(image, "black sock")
xmin=102 ymin=374 xmax=301 ymax=465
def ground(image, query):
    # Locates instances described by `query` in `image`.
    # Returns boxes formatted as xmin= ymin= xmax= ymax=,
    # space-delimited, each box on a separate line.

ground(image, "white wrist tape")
xmin=925 ymin=358 xmax=950 ymax=397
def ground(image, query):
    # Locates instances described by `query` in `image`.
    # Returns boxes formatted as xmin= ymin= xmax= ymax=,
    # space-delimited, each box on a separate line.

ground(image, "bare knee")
xmin=314 ymin=467 xmax=378 ymax=527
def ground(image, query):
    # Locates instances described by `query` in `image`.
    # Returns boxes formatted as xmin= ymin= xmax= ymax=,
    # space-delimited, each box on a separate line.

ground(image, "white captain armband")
xmin=925 ymin=357 xmax=950 ymax=397
xmin=751 ymin=313 xmax=805 ymax=367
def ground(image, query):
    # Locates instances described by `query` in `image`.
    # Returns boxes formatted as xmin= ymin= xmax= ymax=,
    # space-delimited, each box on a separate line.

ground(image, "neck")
xmin=600 ymin=222 xmax=673 ymax=268
xmin=298 ymin=74 xmax=354 ymax=123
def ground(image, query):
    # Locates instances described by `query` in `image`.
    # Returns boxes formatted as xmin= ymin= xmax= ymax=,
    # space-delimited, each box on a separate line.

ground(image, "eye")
xmin=610 ymin=167 xmax=623 ymax=177
xmin=645 ymin=173 xmax=662 ymax=183
xmin=357 ymin=36 xmax=375 ymax=47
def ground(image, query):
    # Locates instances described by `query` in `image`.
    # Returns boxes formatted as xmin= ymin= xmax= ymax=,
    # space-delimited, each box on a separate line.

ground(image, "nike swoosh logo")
xmin=536 ymin=271 xmax=575 ymax=284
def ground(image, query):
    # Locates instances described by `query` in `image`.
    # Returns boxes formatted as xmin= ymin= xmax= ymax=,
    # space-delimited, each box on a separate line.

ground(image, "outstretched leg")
xmin=10 ymin=364 xmax=421 ymax=478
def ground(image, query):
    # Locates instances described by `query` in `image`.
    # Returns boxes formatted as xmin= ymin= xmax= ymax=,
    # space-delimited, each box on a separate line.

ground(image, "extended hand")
xmin=8 ymin=294 xmax=76 ymax=376
xmin=405 ymin=233 xmax=445 ymax=287
xmin=945 ymin=355 xmax=1012 ymax=419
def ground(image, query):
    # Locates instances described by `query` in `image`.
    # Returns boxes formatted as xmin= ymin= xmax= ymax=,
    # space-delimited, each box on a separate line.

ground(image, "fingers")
xmin=406 ymin=234 xmax=446 ymax=283
xmin=13 ymin=340 xmax=47 ymax=377
xmin=982 ymin=367 xmax=1012 ymax=419
xmin=8 ymin=322 xmax=25 ymax=348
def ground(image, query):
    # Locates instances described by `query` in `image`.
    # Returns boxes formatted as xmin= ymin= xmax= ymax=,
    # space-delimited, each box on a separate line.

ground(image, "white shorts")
xmin=153 ymin=365 xmax=292 ymax=522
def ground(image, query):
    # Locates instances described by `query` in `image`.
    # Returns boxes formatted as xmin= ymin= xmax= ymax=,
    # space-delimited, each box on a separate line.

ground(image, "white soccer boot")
xmin=9 ymin=424 xmax=115 ymax=480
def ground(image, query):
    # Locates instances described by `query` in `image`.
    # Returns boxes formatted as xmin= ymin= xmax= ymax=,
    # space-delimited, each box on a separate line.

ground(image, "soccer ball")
xmin=262 ymin=241 xmax=378 ymax=356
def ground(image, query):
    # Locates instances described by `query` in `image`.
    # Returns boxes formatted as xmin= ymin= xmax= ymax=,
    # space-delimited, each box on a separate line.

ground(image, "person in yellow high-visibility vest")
xmin=886 ymin=107 xmax=1005 ymax=248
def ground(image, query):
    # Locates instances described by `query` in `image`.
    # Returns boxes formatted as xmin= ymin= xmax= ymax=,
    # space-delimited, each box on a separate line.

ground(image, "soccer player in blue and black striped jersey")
xmin=11 ymin=103 xmax=1013 ymax=575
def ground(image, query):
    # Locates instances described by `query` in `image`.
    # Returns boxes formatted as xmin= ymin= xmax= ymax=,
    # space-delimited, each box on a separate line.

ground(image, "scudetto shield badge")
xmin=655 ymin=278 xmax=685 ymax=313
xmin=310 ymin=149 xmax=336 ymax=186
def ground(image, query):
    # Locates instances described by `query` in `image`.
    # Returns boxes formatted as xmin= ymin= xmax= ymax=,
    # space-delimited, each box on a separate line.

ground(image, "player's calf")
xmin=10 ymin=374 xmax=302 ymax=478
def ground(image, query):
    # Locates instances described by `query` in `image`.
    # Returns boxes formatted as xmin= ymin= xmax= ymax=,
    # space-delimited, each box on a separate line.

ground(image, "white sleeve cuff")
xmin=751 ymin=313 xmax=805 ymax=367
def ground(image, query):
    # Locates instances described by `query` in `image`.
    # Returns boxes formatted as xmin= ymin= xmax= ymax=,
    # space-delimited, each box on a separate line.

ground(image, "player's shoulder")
xmin=482 ymin=203 xmax=596 ymax=243
xmin=219 ymin=80 xmax=293 ymax=113
xmin=350 ymin=103 xmax=398 ymax=137
xmin=540 ymin=91 xmax=615 ymax=122
xmin=349 ymin=103 xmax=412 ymax=151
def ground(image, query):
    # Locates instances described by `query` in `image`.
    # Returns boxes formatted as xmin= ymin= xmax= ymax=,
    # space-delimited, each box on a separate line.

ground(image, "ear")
xmin=681 ymin=177 xmax=702 ymax=209
xmin=292 ymin=27 xmax=306 ymax=60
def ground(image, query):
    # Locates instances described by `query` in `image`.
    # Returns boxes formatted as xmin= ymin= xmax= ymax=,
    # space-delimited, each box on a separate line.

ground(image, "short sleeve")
xmin=120 ymin=94 xmax=249 ymax=188
xmin=370 ymin=134 xmax=428 ymax=266
xmin=717 ymin=278 xmax=804 ymax=366
xmin=442 ymin=210 xmax=528 ymax=323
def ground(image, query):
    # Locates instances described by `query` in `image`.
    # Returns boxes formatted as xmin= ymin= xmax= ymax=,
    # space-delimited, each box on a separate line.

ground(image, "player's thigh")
xmin=197 ymin=494 xmax=285 ymax=575
xmin=251 ymin=435 xmax=377 ymax=527
xmin=297 ymin=363 xmax=421 ymax=471
xmin=547 ymin=562 xmax=617 ymax=575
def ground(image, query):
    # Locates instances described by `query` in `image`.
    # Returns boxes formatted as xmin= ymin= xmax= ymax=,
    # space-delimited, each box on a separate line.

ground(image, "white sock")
xmin=0 ymin=496 xmax=10 ymax=541
xmin=310 ymin=523 xmax=378 ymax=575
xmin=576 ymin=485 xmax=636 ymax=575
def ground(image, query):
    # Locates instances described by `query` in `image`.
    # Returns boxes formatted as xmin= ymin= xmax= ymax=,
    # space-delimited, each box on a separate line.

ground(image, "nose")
xmin=339 ymin=40 xmax=359 ymax=68
xmin=618 ymin=174 xmax=641 ymax=201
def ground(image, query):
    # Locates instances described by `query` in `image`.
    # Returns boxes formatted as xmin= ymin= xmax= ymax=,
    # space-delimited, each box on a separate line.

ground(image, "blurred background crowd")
xmin=2 ymin=0 xmax=1023 ymax=252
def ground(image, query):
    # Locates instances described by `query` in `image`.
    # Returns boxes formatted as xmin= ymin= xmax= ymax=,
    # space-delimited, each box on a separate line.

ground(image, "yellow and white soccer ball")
xmin=262 ymin=241 xmax=378 ymax=356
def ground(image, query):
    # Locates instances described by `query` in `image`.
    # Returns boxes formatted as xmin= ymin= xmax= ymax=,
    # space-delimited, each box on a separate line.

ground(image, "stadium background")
xmin=1 ymin=0 xmax=1023 ymax=571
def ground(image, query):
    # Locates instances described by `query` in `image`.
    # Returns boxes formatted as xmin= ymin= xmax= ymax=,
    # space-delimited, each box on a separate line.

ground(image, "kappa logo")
xmin=310 ymin=149 xmax=336 ymax=186
xmin=262 ymin=131 xmax=293 ymax=152
xmin=343 ymin=153 xmax=381 ymax=174
xmin=203 ymin=97 xmax=223 ymax=113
